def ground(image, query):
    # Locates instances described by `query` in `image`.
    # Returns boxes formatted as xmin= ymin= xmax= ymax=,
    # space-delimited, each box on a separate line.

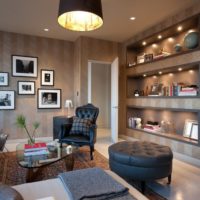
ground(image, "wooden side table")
xmin=53 ymin=116 xmax=73 ymax=140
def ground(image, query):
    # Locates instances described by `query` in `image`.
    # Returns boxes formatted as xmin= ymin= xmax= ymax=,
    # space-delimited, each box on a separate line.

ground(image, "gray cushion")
xmin=70 ymin=117 xmax=92 ymax=136
xmin=0 ymin=185 xmax=23 ymax=200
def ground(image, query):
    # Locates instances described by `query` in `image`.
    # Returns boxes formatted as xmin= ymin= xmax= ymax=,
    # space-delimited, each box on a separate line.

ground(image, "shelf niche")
xmin=127 ymin=64 xmax=199 ymax=98
xmin=126 ymin=14 xmax=200 ymax=67
xmin=127 ymin=106 xmax=199 ymax=145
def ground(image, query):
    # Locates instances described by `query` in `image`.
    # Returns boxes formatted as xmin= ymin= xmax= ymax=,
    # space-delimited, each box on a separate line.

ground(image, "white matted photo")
xmin=183 ymin=119 xmax=198 ymax=140
xmin=12 ymin=55 xmax=38 ymax=77
xmin=0 ymin=72 xmax=9 ymax=86
xmin=0 ymin=90 xmax=15 ymax=110
xmin=41 ymin=70 xmax=54 ymax=86
xmin=38 ymin=89 xmax=61 ymax=109
xmin=18 ymin=81 xmax=35 ymax=95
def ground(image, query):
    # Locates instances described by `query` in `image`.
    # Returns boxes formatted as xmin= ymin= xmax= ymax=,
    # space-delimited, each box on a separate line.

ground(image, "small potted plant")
xmin=16 ymin=115 xmax=40 ymax=145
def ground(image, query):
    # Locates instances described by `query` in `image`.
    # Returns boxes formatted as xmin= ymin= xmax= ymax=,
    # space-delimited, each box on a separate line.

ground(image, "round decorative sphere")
xmin=184 ymin=31 xmax=199 ymax=49
xmin=174 ymin=43 xmax=182 ymax=52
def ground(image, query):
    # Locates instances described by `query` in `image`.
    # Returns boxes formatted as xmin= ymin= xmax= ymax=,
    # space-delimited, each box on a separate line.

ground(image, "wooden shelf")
xmin=127 ymin=127 xmax=198 ymax=145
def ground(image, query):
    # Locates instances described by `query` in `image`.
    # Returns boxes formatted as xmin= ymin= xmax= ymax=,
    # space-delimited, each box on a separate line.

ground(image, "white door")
xmin=111 ymin=57 xmax=119 ymax=143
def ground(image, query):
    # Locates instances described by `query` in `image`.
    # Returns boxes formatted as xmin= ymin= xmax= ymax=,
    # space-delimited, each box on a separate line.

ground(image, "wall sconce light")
xmin=65 ymin=99 xmax=73 ymax=117
xmin=58 ymin=0 xmax=103 ymax=31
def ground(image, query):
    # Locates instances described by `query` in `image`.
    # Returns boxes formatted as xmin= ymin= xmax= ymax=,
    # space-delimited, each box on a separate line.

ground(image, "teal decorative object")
xmin=174 ymin=44 xmax=182 ymax=52
xmin=184 ymin=31 xmax=199 ymax=49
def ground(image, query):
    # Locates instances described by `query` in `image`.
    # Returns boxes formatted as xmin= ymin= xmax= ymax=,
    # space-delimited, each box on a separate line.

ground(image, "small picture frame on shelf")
xmin=190 ymin=122 xmax=198 ymax=140
xmin=183 ymin=119 xmax=198 ymax=140
xmin=12 ymin=55 xmax=38 ymax=77
xmin=41 ymin=69 xmax=54 ymax=86
xmin=18 ymin=81 xmax=35 ymax=95
xmin=0 ymin=90 xmax=15 ymax=110
xmin=137 ymin=54 xmax=145 ymax=64
xmin=144 ymin=54 xmax=153 ymax=62
xmin=0 ymin=72 xmax=9 ymax=86
xmin=37 ymin=89 xmax=61 ymax=109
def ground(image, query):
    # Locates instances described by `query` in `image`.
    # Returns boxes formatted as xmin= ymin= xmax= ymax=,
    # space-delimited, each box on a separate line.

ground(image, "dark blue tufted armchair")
xmin=59 ymin=103 xmax=99 ymax=160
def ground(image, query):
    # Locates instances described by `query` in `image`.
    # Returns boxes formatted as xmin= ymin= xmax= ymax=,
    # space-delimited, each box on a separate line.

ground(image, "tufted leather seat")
xmin=109 ymin=141 xmax=173 ymax=193
xmin=59 ymin=103 xmax=99 ymax=160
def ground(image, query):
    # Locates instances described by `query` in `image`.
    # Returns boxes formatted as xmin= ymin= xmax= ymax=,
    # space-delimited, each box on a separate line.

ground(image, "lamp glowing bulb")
xmin=143 ymin=74 xmax=147 ymax=77
xmin=178 ymin=68 xmax=182 ymax=71
xmin=158 ymin=71 xmax=162 ymax=75
xmin=158 ymin=35 xmax=162 ymax=39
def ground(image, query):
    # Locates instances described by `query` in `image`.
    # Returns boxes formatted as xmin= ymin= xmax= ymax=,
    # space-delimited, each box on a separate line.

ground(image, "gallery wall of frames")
xmin=0 ymin=55 xmax=61 ymax=110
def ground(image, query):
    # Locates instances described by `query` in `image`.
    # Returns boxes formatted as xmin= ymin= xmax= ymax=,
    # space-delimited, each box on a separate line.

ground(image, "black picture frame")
xmin=0 ymin=72 xmax=9 ymax=86
xmin=12 ymin=55 xmax=38 ymax=77
xmin=37 ymin=89 xmax=61 ymax=109
xmin=41 ymin=69 xmax=54 ymax=86
xmin=0 ymin=90 xmax=15 ymax=110
xmin=18 ymin=81 xmax=35 ymax=95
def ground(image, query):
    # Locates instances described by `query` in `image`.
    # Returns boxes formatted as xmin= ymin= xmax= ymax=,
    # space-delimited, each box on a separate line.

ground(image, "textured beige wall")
xmin=0 ymin=31 xmax=74 ymax=139
xmin=74 ymin=36 xmax=121 ymax=105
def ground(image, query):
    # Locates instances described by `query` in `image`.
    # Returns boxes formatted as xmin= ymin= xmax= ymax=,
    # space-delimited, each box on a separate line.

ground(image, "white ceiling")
xmin=0 ymin=0 xmax=199 ymax=43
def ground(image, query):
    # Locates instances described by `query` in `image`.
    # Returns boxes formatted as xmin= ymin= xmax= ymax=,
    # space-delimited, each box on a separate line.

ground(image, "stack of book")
xmin=178 ymin=87 xmax=198 ymax=96
xmin=24 ymin=142 xmax=49 ymax=156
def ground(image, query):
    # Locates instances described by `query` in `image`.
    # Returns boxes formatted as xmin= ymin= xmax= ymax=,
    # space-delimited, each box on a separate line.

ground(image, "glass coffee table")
xmin=16 ymin=142 xmax=78 ymax=182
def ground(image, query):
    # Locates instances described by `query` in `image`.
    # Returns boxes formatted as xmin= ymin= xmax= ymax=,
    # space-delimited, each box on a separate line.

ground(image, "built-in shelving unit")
xmin=126 ymin=106 xmax=199 ymax=146
xmin=124 ymin=13 xmax=200 ymax=152
xmin=126 ymin=14 xmax=200 ymax=67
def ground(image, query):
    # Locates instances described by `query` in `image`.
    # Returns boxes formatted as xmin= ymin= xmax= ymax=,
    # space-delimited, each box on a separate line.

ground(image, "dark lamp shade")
xmin=58 ymin=0 xmax=103 ymax=31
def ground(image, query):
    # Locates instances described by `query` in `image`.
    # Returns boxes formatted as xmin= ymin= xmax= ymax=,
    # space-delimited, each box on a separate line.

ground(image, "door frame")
xmin=88 ymin=59 xmax=119 ymax=142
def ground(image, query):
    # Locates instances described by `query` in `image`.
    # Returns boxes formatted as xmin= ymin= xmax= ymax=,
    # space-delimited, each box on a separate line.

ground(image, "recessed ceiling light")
xmin=177 ymin=26 xmax=182 ymax=31
xmin=168 ymin=37 xmax=174 ymax=42
xmin=143 ymin=74 xmax=147 ymax=77
xmin=153 ymin=75 xmax=157 ymax=79
xmin=189 ymin=70 xmax=194 ymax=74
xmin=142 ymin=41 xmax=146 ymax=46
xmin=169 ymin=73 xmax=173 ymax=76
xmin=158 ymin=35 xmax=162 ymax=39
xmin=178 ymin=68 xmax=182 ymax=71
xmin=44 ymin=28 xmax=49 ymax=32
xmin=152 ymin=44 xmax=157 ymax=48
xmin=158 ymin=71 xmax=162 ymax=74
xmin=130 ymin=17 xmax=136 ymax=21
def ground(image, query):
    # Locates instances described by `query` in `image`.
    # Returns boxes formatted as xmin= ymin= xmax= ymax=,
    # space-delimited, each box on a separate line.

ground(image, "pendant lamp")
xmin=58 ymin=0 xmax=103 ymax=31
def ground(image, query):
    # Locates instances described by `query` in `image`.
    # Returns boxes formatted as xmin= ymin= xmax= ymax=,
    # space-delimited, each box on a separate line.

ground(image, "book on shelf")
xmin=24 ymin=149 xmax=49 ymax=156
xmin=24 ymin=142 xmax=47 ymax=152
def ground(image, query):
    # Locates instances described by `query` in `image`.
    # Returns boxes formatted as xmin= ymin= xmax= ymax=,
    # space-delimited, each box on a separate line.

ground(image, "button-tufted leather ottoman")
xmin=108 ymin=141 xmax=173 ymax=193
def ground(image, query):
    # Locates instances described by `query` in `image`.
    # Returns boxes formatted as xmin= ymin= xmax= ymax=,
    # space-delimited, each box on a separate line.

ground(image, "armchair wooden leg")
xmin=90 ymin=146 xmax=94 ymax=160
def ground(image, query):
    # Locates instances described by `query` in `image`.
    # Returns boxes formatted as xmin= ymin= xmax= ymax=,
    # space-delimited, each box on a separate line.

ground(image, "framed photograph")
xmin=144 ymin=54 xmax=153 ymax=62
xmin=18 ymin=81 xmax=35 ymax=95
xmin=0 ymin=90 xmax=15 ymax=110
xmin=0 ymin=72 xmax=9 ymax=86
xmin=37 ymin=89 xmax=61 ymax=109
xmin=41 ymin=70 xmax=54 ymax=86
xmin=183 ymin=119 xmax=198 ymax=140
xmin=190 ymin=122 xmax=198 ymax=140
xmin=12 ymin=55 xmax=38 ymax=77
